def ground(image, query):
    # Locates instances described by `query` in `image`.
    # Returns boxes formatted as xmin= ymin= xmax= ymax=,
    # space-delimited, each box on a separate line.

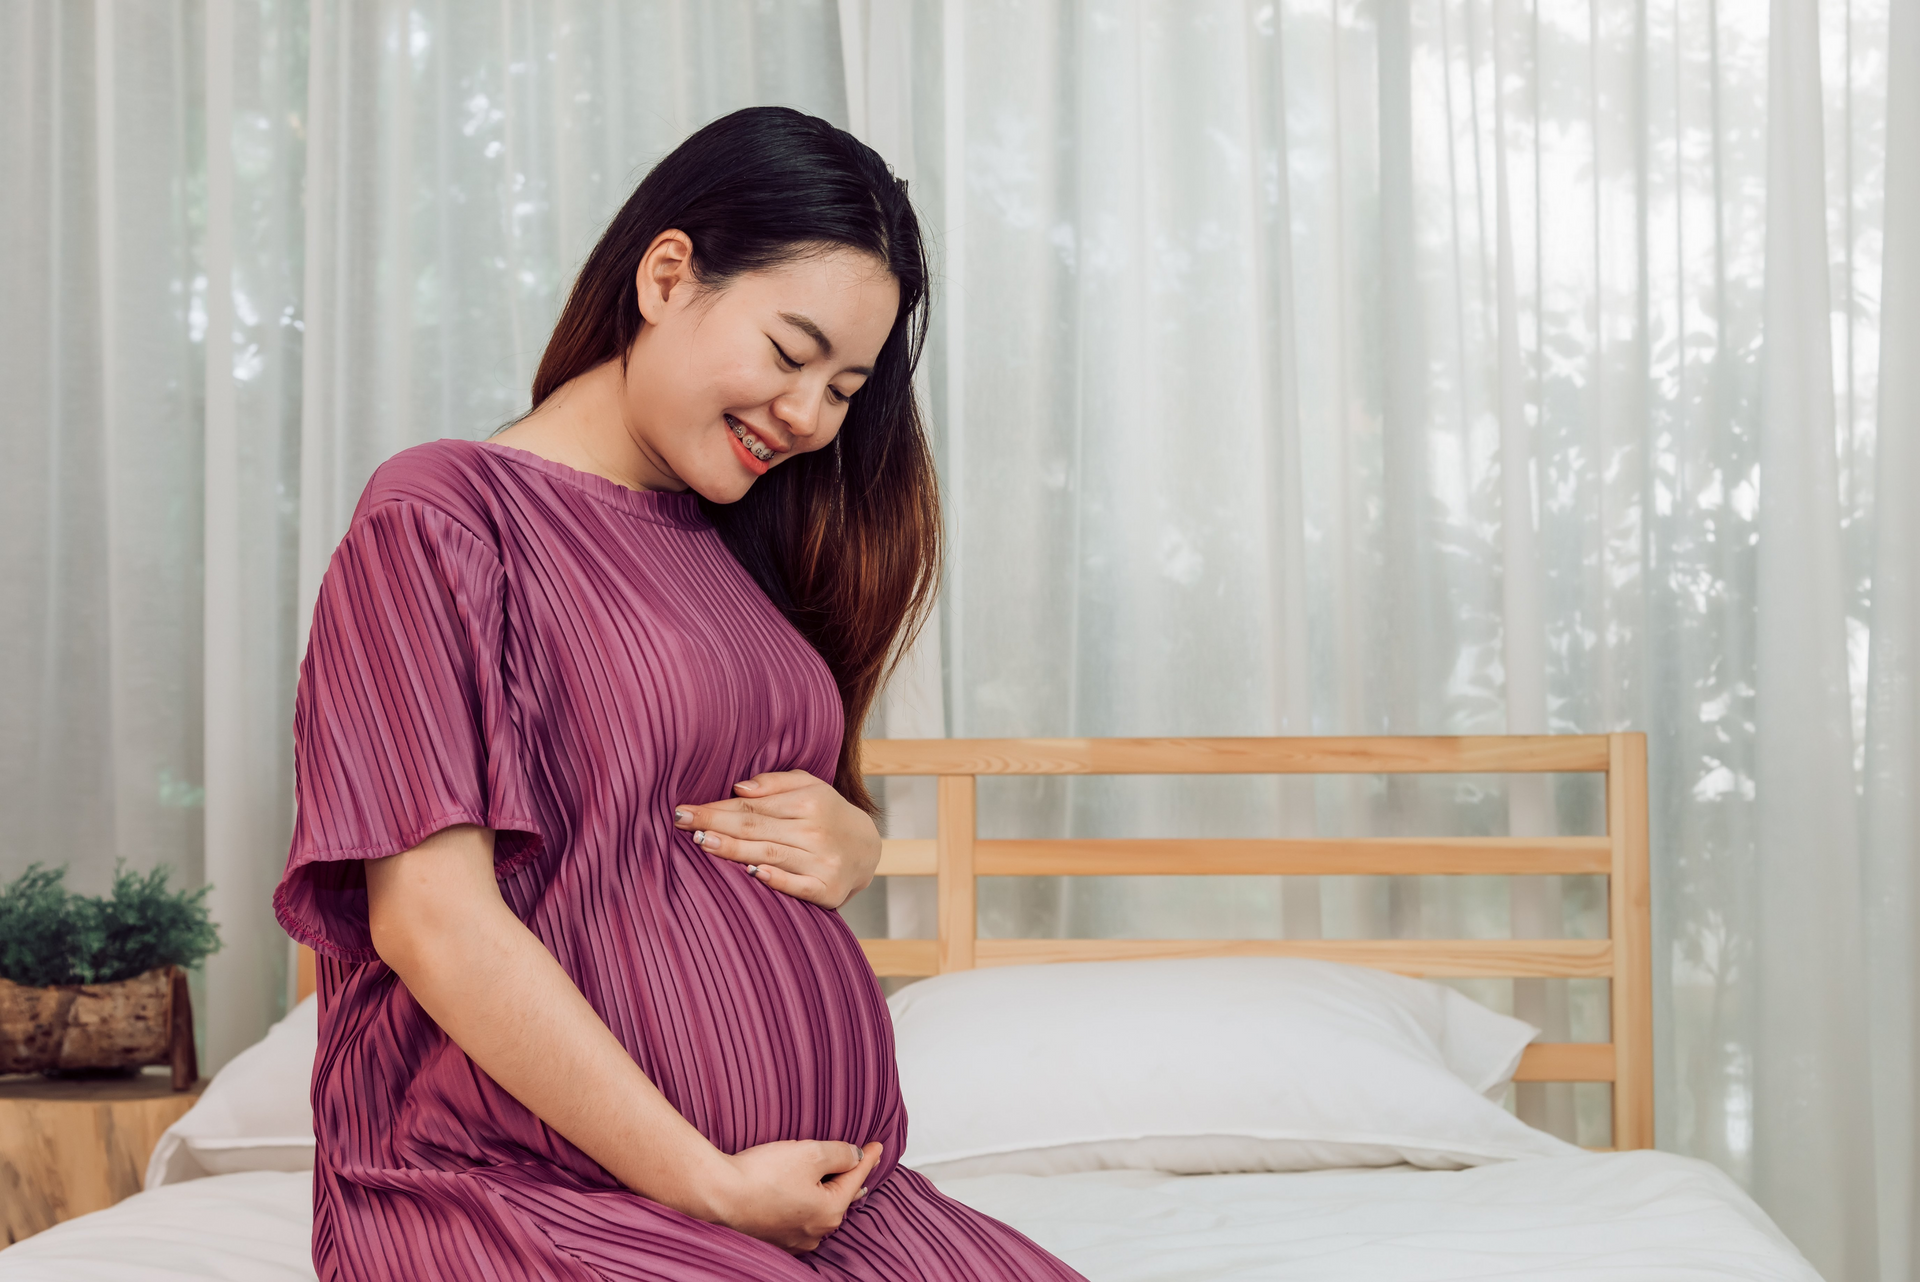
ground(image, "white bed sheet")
xmin=0 ymin=1171 xmax=313 ymax=1281
xmin=0 ymin=1153 xmax=1818 ymax=1281
xmin=938 ymin=1153 xmax=1820 ymax=1281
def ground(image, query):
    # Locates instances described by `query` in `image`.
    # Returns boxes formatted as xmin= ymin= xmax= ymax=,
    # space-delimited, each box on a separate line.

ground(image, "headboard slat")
xmin=1514 ymin=1042 xmax=1615 ymax=1082
xmin=1606 ymin=733 xmax=1655 ymax=1148
xmin=878 ymin=836 xmax=1611 ymax=878
xmin=863 ymin=937 xmax=1610 ymax=978
xmin=935 ymin=777 xmax=978 ymax=974
xmin=861 ymin=735 xmax=1610 ymax=776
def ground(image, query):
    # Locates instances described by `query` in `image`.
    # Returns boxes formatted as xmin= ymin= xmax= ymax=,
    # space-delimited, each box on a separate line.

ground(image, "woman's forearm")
xmin=365 ymin=825 xmax=734 ymax=1217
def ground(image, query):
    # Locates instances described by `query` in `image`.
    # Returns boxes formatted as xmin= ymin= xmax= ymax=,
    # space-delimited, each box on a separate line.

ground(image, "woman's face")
xmin=625 ymin=234 xmax=900 ymax=503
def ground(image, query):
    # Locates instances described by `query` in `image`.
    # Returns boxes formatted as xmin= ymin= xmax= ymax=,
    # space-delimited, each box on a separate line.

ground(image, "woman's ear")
xmin=635 ymin=229 xmax=696 ymax=325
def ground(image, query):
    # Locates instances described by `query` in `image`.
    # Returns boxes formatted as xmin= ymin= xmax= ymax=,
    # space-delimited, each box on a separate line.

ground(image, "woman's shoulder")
xmin=351 ymin=438 xmax=507 ymax=550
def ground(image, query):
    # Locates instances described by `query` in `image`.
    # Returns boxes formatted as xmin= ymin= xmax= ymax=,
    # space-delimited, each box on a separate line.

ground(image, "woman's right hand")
xmin=702 ymin=1139 xmax=884 ymax=1253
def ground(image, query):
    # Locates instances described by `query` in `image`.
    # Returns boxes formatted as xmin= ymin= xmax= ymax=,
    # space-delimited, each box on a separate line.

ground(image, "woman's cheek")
xmin=707 ymin=354 xmax=778 ymax=407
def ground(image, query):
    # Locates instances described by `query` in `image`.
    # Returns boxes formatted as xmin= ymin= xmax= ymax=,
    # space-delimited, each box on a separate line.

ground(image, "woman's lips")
xmin=726 ymin=414 xmax=774 ymax=476
xmin=727 ymin=431 xmax=770 ymax=476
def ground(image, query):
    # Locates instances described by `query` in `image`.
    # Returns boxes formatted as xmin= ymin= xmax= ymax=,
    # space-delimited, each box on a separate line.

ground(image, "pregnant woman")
xmin=274 ymin=107 xmax=1084 ymax=1281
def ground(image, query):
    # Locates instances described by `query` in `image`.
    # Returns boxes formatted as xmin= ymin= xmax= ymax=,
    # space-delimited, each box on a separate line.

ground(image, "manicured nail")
xmin=675 ymin=808 xmax=690 ymax=823
xmin=693 ymin=830 xmax=707 ymax=845
xmin=857 ymin=1186 xmax=868 ymax=1198
xmin=745 ymin=864 xmax=758 ymax=875
xmin=735 ymin=780 xmax=757 ymax=792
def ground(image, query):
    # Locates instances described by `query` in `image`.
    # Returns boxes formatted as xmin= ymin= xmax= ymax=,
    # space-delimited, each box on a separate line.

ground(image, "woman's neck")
xmin=492 ymin=360 xmax=682 ymax=493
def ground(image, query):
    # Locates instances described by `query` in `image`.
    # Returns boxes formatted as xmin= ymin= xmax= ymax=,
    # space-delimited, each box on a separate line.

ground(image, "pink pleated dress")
xmin=274 ymin=439 xmax=1083 ymax=1281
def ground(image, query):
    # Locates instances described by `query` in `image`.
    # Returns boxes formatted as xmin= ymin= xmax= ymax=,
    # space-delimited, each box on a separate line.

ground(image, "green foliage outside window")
xmin=0 ymin=863 xmax=221 ymax=988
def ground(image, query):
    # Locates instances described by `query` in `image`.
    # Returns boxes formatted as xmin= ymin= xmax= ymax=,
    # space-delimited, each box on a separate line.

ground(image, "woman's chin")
xmin=682 ymin=466 xmax=758 ymax=506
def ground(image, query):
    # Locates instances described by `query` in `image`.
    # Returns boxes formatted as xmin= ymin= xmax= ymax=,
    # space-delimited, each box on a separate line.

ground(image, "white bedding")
xmin=937 ymin=1153 xmax=1820 ymax=1281
xmin=0 ymin=1152 xmax=1817 ymax=1281
xmin=0 ymin=1172 xmax=313 ymax=1281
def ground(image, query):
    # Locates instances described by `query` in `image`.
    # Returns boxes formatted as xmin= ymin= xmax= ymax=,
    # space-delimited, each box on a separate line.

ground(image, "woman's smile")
xmin=726 ymin=413 xmax=777 ymax=474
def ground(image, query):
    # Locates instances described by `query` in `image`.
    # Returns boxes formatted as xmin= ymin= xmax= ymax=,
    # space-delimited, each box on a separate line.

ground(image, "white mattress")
xmin=0 ymin=1153 xmax=1817 ymax=1281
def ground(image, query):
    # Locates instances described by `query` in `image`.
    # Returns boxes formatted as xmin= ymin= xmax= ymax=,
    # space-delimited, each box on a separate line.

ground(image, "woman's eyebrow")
xmin=778 ymin=311 xmax=834 ymax=354
xmin=779 ymin=311 xmax=874 ymax=376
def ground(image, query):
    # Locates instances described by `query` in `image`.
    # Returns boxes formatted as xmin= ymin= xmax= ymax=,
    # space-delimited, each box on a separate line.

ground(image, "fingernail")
xmin=674 ymin=808 xmax=690 ymax=823
xmin=745 ymin=864 xmax=757 ymax=875
xmin=693 ymin=830 xmax=707 ymax=846
xmin=857 ymin=1186 xmax=868 ymax=1198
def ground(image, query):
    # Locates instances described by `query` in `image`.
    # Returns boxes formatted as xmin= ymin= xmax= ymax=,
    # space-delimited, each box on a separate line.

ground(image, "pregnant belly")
xmin=610 ymin=880 xmax=902 ymax=1159
xmin=358 ymin=874 xmax=901 ymax=1191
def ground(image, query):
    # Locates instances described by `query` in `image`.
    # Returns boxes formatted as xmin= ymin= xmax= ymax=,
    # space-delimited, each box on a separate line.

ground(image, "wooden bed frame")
xmin=294 ymin=733 xmax=1652 ymax=1150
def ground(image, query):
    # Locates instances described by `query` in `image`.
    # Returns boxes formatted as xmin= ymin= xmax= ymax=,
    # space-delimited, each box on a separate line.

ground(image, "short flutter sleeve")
xmin=274 ymin=500 xmax=543 ymax=961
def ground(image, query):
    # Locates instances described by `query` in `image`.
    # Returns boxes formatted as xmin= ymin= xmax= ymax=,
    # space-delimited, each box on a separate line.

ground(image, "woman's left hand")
xmin=674 ymin=771 xmax=881 ymax=910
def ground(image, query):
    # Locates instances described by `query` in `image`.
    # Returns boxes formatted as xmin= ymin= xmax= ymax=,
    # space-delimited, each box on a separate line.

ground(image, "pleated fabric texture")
xmin=274 ymin=439 xmax=1083 ymax=1281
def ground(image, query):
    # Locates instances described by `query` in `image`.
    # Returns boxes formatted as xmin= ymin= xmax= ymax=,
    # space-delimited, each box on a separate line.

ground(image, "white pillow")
xmin=145 ymin=995 xmax=318 ymax=1188
xmin=889 ymin=957 xmax=1582 ymax=1178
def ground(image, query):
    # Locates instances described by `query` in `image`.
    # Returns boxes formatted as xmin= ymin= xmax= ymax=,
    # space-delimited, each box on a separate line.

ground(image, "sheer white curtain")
xmin=1 ymin=0 xmax=310 ymax=1072
xmin=4 ymin=2 xmax=1915 ymax=1277
xmin=844 ymin=1 xmax=1910 ymax=1277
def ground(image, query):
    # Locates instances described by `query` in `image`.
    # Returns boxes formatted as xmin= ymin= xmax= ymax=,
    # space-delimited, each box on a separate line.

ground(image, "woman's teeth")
xmin=729 ymin=418 xmax=774 ymax=462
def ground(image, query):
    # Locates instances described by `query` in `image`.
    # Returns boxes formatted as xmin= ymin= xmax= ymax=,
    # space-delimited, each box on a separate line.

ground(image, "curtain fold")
xmin=201 ymin=0 xmax=311 ymax=1075
xmin=1749 ymin=0 xmax=1877 ymax=1270
xmin=1864 ymin=0 xmax=1920 ymax=1272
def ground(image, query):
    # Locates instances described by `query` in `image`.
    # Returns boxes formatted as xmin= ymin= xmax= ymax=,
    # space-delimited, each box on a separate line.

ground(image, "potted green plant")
xmin=0 ymin=864 xmax=221 ymax=1090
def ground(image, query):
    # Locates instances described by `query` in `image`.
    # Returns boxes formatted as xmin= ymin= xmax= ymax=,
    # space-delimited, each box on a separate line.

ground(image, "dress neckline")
xmin=476 ymin=439 xmax=708 ymax=529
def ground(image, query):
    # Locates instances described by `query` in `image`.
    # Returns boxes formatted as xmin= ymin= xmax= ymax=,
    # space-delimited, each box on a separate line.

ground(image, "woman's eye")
xmin=828 ymin=386 xmax=851 ymax=406
xmin=769 ymin=339 xmax=801 ymax=371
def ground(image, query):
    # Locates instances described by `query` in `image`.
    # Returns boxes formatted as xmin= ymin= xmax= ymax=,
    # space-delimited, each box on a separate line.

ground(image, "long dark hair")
xmin=531 ymin=107 xmax=940 ymax=812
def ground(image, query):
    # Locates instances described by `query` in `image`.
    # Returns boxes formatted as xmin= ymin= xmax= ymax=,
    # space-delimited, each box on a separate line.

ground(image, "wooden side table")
xmin=0 ymin=1070 xmax=203 ymax=1244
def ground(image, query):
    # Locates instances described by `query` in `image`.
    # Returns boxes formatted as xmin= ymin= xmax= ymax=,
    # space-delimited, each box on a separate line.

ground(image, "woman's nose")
xmin=772 ymin=388 xmax=818 ymax=442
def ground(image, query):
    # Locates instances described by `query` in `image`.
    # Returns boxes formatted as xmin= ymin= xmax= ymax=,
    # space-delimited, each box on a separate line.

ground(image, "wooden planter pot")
xmin=0 ymin=967 xmax=197 ymax=1091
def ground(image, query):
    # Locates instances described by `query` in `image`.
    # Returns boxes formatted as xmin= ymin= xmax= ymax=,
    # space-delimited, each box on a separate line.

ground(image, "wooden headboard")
xmin=853 ymin=733 xmax=1652 ymax=1150
xmin=296 ymin=733 xmax=1651 ymax=1149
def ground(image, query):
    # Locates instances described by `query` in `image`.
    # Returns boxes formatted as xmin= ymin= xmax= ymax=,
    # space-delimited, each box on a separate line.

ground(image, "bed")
xmin=0 ymin=735 xmax=1820 ymax=1280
